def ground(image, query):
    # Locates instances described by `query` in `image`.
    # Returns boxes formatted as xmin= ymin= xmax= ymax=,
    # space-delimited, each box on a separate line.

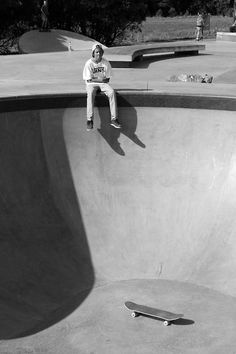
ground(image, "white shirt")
xmin=83 ymin=58 xmax=112 ymax=81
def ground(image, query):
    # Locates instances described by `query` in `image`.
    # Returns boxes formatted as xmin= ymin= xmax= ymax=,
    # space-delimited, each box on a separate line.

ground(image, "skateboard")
xmin=125 ymin=301 xmax=183 ymax=326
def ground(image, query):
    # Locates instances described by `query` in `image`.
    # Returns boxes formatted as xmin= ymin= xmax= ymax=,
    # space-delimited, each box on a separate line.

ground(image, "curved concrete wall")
xmin=38 ymin=93 xmax=236 ymax=297
xmin=0 ymin=107 xmax=94 ymax=338
xmin=53 ymin=106 xmax=236 ymax=296
xmin=0 ymin=92 xmax=236 ymax=339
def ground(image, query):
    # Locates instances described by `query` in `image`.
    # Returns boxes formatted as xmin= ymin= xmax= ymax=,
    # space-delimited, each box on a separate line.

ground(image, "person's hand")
xmin=87 ymin=78 xmax=110 ymax=83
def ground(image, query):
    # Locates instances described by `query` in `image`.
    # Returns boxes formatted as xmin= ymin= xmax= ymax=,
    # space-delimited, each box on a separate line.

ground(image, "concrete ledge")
xmin=106 ymin=42 xmax=205 ymax=63
xmin=0 ymin=91 xmax=235 ymax=113
xmin=216 ymin=32 xmax=236 ymax=42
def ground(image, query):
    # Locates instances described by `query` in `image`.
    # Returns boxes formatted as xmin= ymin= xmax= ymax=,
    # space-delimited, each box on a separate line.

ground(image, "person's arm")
xmin=83 ymin=59 xmax=111 ymax=83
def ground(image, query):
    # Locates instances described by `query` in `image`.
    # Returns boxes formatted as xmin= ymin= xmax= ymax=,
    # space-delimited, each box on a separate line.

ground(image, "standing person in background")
xmin=196 ymin=12 xmax=204 ymax=41
xmin=83 ymin=44 xmax=121 ymax=131
xmin=40 ymin=0 xmax=50 ymax=32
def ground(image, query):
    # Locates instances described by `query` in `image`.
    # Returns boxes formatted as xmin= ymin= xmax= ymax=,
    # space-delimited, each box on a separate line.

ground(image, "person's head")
xmin=92 ymin=44 xmax=104 ymax=62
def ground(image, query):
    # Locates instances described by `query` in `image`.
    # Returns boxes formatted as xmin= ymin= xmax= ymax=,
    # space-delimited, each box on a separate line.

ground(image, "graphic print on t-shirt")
xmin=83 ymin=58 xmax=112 ymax=81
xmin=92 ymin=65 xmax=105 ymax=80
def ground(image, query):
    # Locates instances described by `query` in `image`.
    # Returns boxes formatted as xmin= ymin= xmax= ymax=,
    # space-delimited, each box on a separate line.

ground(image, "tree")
xmin=0 ymin=0 xmax=40 ymax=32
xmin=0 ymin=1 xmax=22 ymax=53
xmin=173 ymin=0 xmax=191 ymax=14
xmin=1 ymin=0 xmax=236 ymax=52
xmin=232 ymin=0 xmax=236 ymax=19
xmin=48 ymin=0 xmax=151 ymax=45
xmin=82 ymin=0 xmax=149 ymax=45
xmin=0 ymin=1 xmax=20 ymax=31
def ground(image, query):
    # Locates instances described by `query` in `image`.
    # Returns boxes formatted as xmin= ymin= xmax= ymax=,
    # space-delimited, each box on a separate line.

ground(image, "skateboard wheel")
xmin=131 ymin=312 xmax=138 ymax=318
xmin=163 ymin=321 xmax=170 ymax=326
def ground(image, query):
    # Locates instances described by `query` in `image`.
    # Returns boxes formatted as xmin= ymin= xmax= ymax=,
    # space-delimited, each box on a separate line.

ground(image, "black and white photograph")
xmin=0 ymin=0 xmax=236 ymax=353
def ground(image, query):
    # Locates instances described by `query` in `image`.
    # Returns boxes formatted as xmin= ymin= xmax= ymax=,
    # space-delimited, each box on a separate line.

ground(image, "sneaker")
xmin=110 ymin=119 xmax=121 ymax=129
xmin=87 ymin=119 xmax=93 ymax=131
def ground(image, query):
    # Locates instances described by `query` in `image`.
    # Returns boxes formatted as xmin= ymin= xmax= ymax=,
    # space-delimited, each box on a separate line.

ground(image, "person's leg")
xmin=86 ymin=84 xmax=98 ymax=130
xmin=100 ymin=83 xmax=117 ymax=119
xmin=86 ymin=84 xmax=98 ymax=119
xmin=45 ymin=17 xmax=51 ymax=31
xmin=196 ymin=27 xmax=200 ymax=40
xmin=100 ymin=83 xmax=121 ymax=128
xmin=41 ymin=15 xmax=46 ymax=29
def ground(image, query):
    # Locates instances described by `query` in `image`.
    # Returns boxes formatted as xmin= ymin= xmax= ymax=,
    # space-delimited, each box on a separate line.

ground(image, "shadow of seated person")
xmin=97 ymin=94 xmax=145 ymax=156
xmin=97 ymin=108 xmax=125 ymax=156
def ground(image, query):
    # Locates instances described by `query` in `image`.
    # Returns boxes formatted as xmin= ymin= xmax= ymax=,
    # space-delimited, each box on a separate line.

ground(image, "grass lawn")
xmin=123 ymin=15 xmax=233 ymax=44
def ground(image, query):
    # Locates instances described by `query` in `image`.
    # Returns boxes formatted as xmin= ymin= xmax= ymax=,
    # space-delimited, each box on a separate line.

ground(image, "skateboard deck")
xmin=125 ymin=301 xmax=183 ymax=326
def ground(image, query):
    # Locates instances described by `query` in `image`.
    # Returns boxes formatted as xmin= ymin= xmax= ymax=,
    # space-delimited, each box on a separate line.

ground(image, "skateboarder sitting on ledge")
xmin=83 ymin=44 xmax=121 ymax=131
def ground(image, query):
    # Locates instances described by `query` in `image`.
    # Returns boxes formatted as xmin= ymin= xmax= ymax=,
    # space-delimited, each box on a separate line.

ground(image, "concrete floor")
xmin=0 ymin=32 xmax=236 ymax=353
xmin=2 ymin=279 xmax=236 ymax=354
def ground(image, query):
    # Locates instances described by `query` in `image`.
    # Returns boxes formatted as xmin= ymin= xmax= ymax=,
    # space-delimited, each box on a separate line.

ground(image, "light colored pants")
xmin=196 ymin=26 xmax=203 ymax=40
xmin=86 ymin=83 xmax=117 ymax=120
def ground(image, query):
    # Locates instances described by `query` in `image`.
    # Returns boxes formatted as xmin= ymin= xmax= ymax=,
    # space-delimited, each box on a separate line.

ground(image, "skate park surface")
xmin=1 ymin=32 xmax=236 ymax=353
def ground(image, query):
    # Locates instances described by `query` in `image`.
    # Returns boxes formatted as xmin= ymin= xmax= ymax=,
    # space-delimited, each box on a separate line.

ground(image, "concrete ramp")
xmin=0 ymin=109 xmax=94 ymax=339
xmin=18 ymin=29 xmax=106 ymax=53
xmin=46 ymin=105 xmax=236 ymax=297
xmin=1 ymin=102 xmax=236 ymax=353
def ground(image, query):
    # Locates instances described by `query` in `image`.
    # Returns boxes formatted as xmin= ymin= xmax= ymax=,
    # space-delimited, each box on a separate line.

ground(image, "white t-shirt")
xmin=83 ymin=58 xmax=112 ymax=81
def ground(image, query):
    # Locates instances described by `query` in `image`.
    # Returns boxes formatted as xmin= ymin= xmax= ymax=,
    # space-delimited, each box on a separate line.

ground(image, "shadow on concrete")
xmin=116 ymin=89 xmax=153 ymax=92
xmin=96 ymin=95 xmax=146 ymax=156
xmin=110 ymin=54 xmax=174 ymax=69
xmin=19 ymin=29 xmax=100 ymax=53
xmin=135 ymin=314 xmax=194 ymax=326
xmin=111 ymin=53 xmax=209 ymax=69
xmin=214 ymin=68 xmax=236 ymax=84
xmin=174 ymin=318 xmax=195 ymax=326
xmin=0 ymin=109 xmax=94 ymax=339
xmin=55 ymin=31 xmax=95 ymax=51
